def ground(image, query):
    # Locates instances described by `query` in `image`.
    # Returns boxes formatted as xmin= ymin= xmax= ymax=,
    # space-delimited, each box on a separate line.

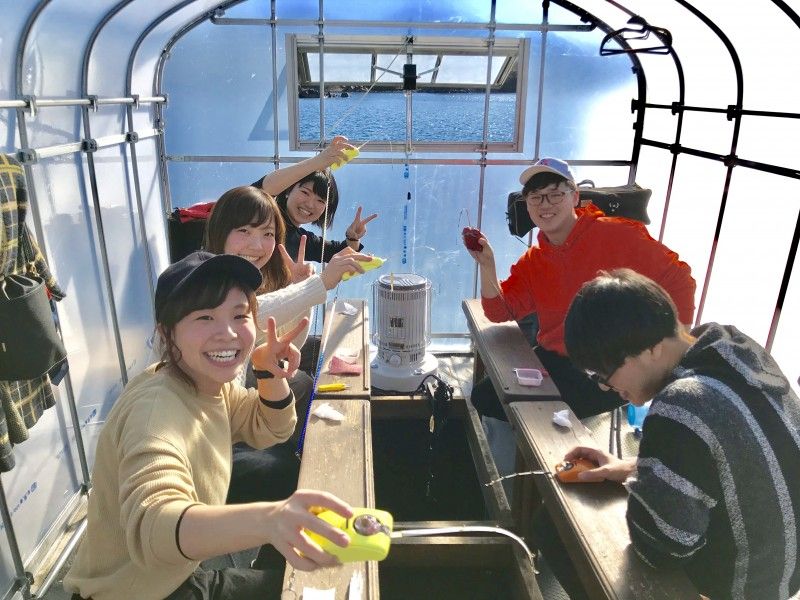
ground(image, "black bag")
xmin=578 ymin=182 xmax=652 ymax=224
xmin=506 ymin=191 xmax=533 ymax=237
xmin=505 ymin=182 xmax=652 ymax=238
xmin=0 ymin=230 xmax=66 ymax=380
xmin=168 ymin=208 xmax=209 ymax=263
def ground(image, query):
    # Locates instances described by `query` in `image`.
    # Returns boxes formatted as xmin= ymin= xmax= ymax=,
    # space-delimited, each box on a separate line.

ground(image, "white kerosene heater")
xmin=370 ymin=273 xmax=438 ymax=393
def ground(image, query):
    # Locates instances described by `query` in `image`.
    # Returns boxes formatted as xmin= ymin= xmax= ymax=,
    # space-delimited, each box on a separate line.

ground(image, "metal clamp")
xmin=668 ymin=143 xmax=682 ymax=155
xmin=16 ymin=149 xmax=37 ymax=164
xmin=130 ymin=94 xmax=140 ymax=109
xmin=14 ymin=571 xmax=34 ymax=597
xmin=125 ymin=131 xmax=139 ymax=143
xmin=82 ymin=138 xmax=98 ymax=153
xmin=670 ymin=101 xmax=683 ymax=115
xmin=87 ymin=95 xmax=99 ymax=112
xmin=723 ymin=154 xmax=738 ymax=168
xmin=725 ymin=104 xmax=740 ymax=121
xmin=22 ymin=95 xmax=37 ymax=117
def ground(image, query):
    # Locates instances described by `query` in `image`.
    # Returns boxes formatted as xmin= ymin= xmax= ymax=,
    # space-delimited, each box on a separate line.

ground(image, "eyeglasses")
xmin=525 ymin=189 xmax=570 ymax=207
xmin=585 ymin=369 xmax=617 ymax=391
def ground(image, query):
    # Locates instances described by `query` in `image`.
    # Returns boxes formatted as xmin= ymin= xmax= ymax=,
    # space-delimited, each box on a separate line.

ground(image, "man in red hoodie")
xmin=467 ymin=158 xmax=696 ymax=419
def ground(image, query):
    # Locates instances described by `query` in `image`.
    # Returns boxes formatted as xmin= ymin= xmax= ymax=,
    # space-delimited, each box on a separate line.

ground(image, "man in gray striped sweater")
xmin=562 ymin=268 xmax=800 ymax=600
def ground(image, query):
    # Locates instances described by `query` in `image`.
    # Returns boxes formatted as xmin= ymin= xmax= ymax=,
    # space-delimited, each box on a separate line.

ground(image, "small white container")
xmin=514 ymin=368 xmax=543 ymax=387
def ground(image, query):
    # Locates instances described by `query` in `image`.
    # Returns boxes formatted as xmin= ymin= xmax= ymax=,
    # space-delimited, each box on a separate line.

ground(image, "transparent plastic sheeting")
xmin=539 ymin=29 xmax=637 ymax=159
xmin=701 ymin=169 xmax=799 ymax=351
xmin=163 ymin=20 xmax=279 ymax=157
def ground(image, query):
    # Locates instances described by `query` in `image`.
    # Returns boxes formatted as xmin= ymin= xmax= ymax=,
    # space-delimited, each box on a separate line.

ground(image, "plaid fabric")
xmin=0 ymin=153 xmax=66 ymax=472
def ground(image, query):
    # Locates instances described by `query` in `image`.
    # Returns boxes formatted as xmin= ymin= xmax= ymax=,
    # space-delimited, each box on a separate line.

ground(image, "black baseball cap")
xmin=155 ymin=251 xmax=263 ymax=322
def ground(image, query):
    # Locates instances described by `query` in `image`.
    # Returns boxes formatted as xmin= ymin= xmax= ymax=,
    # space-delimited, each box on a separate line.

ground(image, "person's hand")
xmin=563 ymin=446 xmax=636 ymax=483
xmin=318 ymin=135 xmax=355 ymax=170
xmin=345 ymin=206 xmax=378 ymax=243
xmin=468 ymin=235 xmax=495 ymax=267
xmin=319 ymin=247 xmax=374 ymax=290
xmin=278 ymin=235 xmax=314 ymax=283
xmin=262 ymin=490 xmax=354 ymax=571
xmin=252 ymin=317 xmax=308 ymax=379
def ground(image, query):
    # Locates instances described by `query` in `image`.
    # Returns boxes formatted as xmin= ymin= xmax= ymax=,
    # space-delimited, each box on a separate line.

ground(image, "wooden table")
xmin=507 ymin=401 xmax=698 ymax=600
xmin=283 ymin=399 xmax=378 ymax=599
xmin=315 ymin=299 xmax=371 ymax=399
xmin=461 ymin=299 xmax=560 ymax=407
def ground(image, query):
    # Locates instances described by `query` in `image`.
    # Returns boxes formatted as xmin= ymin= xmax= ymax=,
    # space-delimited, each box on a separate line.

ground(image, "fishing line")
xmin=323 ymin=38 xmax=411 ymax=140
xmin=390 ymin=525 xmax=537 ymax=571
xmin=297 ymin=40 xmax=410 ymax=453
xmin=295 ymin=173 xmax=336 ymax=457
xmin=483 ymin=469 xmax=549 ymax=487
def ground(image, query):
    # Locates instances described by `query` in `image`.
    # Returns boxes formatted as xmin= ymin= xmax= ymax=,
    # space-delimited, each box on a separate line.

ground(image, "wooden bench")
xmin=461 ymin=299 xmax=560 ymax=406
xmin=507 ymin=401 xmax=698 ymax=600
xmin=315 ymin=299 xmax=371 ymax=400
xmin=283 ymin=399 xmax=377 ymax=599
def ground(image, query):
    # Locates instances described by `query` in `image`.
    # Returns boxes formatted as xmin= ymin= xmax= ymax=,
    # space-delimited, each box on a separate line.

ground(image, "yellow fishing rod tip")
xmin=341 ymin=256 xmax=385 ymax=281
xmin=317 ymin=383 xmax=348 ymax=392
xmin=330 ymin=147 xmax=360 ymax=170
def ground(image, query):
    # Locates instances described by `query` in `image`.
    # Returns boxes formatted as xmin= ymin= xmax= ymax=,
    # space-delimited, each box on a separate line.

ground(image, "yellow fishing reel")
xmin=306 ymin=508 xmax=394 ymax=562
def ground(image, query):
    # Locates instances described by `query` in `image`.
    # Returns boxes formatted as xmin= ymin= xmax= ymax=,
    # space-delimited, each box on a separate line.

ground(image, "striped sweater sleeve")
xmin=625 ymin=403 xmax=719 ymax=568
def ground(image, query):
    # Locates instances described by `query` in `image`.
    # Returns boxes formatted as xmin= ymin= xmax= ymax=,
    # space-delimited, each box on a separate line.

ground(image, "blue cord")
xmin=294 ymin=301 xmax=326 ymax=458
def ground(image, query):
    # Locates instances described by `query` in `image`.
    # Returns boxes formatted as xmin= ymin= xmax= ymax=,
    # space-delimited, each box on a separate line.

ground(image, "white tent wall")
xmin=0 ymin=1 xmax=798 ymax=598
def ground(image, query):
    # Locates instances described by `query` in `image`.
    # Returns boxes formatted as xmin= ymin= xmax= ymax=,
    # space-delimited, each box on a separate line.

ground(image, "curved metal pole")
xmin=14 ymin=0 xmax=91 ymax=488
xmin=764 ymin=0 xmax=800 ymax=350
xmin=136 ymin=0 xmax=205 ymax=220
xmin=15 ymin=1 xmax=52 ymax=97
xmin=599 ymin=0 xmax=687 ymax=241
xmin=82 ymin=1 xmax=158 ymax=304
xmin=656 ymin=49 xmax=687 ymax=244
xmin=11 ymin=4 xmax=83 ymax=598
xmin=552 ymin=0 xmax=647 ymax=185
xmin=671 ymin=0 xmax=743 ymax=331
xmin=76 ymin=9 xmax=130 ymax=389
xmin=599 ymin=1 xmax=678 ymax=186
xmin=146 ymin=0 xmax=248 ymax=217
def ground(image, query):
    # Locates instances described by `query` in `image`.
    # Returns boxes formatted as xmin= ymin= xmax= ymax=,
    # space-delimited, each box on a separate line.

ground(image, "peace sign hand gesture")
xmin=345 ymin=206 xmax=378 ymax=245
xmin=278 ymin=235 xmax=314 ymax=283
xmin=251 ymin=316 xmax=309 ymax=379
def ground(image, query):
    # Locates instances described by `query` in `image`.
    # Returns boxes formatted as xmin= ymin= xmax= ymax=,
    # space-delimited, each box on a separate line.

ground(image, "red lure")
xmin=462 ymin=226 xmax=482 ymax=251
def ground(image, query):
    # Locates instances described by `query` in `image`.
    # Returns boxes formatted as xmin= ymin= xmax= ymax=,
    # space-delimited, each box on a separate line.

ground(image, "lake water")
xmin=299 ymin=91 xmax=516 ymax=143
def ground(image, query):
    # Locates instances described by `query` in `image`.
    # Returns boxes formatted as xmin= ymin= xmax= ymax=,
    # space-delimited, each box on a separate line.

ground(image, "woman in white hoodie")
xmin=204 ymin=185 xmax=371 ymax=506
